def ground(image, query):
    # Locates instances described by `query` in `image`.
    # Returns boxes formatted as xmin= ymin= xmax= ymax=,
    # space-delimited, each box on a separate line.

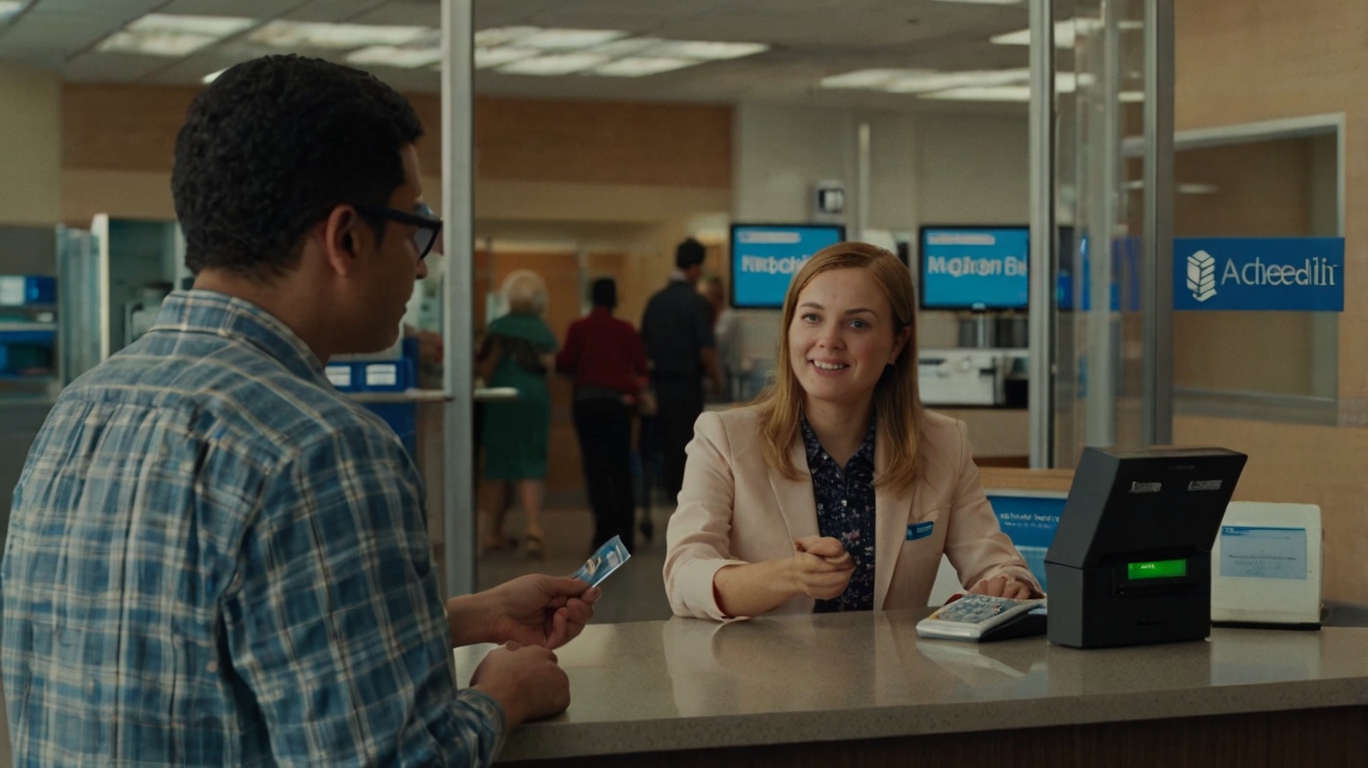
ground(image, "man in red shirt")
xmin=556 ymin=278 xmax=649 ymax=553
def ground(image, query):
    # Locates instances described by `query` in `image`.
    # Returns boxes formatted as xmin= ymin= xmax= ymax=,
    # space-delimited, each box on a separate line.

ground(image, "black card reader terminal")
xmin=1045 ymin=446 xmax=1247 ymax=649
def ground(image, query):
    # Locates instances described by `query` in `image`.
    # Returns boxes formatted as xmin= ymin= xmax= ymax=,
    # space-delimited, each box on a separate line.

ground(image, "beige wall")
xmin=1170 ymin=0 xmax=1368 ymax=603
xmin=1177 ymin=0 xmax=1367 ymax=419
xmin=0 ymin=63 xmax=61 ymax=226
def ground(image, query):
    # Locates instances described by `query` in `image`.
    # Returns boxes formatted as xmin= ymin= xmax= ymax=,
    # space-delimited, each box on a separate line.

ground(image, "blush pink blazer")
xmin=663 ymin=405 xmax=1039 ymax=620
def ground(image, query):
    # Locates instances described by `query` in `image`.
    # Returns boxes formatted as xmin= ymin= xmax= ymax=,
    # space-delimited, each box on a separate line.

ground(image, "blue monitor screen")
xmin=731 ymin=224 xmax=846 ymax=308
xmin=920 ymin=226 xmax=1030 ymax=310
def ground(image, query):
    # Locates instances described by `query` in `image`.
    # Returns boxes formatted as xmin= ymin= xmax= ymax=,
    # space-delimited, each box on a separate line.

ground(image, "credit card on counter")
xmin=572 ymin=535 xmax=630 ymax=587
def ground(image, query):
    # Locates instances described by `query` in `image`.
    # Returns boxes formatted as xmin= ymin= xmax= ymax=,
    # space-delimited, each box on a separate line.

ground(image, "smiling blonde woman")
xmin=663 ymin=242 xmax=1041 ymax=620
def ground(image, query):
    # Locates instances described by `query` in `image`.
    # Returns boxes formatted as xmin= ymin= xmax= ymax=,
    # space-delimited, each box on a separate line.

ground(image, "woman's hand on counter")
xmin=711 ymin=536 xmax=855 ymax=618
xmin=447 ymin=574 xmax=602 ymax=650
xmin=969 ymin=574 xmax=1036 ymax=600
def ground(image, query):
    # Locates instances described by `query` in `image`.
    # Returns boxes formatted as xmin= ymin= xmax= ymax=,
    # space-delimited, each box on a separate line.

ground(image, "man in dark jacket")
xmin=640 ymin=238 xmax=724 ymax=504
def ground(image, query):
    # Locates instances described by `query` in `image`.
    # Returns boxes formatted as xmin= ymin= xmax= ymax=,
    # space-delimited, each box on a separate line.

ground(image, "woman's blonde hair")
xmin=501 ymin=269 xmax=548 ymax=317
xmin=755 ymin=242 xmax=923 ymax=492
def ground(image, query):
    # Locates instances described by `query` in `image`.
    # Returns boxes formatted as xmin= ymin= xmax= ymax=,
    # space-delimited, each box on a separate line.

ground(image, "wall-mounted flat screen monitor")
xmin=731 ymin=223 xmax=846 ymax=309
xmin=919 ymin=225 xmax=1029 ymax=311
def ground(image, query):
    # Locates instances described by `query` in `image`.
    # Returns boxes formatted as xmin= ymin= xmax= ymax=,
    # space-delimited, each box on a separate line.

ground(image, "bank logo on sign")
xmin=1186 ymin=250 xmax=1217 ymax=302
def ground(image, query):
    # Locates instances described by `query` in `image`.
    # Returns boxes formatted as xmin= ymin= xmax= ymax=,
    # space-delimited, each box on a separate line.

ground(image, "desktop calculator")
xmin=915 ymin=594 xmax=1047 ymax=642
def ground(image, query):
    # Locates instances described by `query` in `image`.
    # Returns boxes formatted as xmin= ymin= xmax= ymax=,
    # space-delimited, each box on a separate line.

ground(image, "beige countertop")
xmin=453 ymin=609 xmax=1368 ymax=762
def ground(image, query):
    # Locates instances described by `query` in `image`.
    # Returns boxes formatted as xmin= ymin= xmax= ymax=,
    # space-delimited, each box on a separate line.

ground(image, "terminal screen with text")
xmin=731 ymin=224 xmax=845 ymax=308
xmin=920 ymin=226 xmax=1030 ymax=310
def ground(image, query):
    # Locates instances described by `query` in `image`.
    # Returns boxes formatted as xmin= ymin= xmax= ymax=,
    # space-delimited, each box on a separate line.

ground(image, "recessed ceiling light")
xmin=248 ymin=20 xmax=428 ymax=49
xmin=496 ymin=52 xmax=611 ymax=76
xmin=821 ymin=69 xmax=918 ymax=90
xmin=990 ymin=18 xmax=1136 ymax=48
xmin=473 ymin=47 xmax=539 ymax=69
xmin=127 ymin=13 xmax=255 ymax=37
xmin=646 ymin=40 xmax=768 ymax=60
xmin=95 ymin=13 xmax=256 ymax=57
xmin=920 ymin=85 xmax=1032 ymax=102
xmin=514 ymin=28 xmax=628 ymax=50
xmin=347 ymin=45 xmax=442 ymax=69
xmin=587 ymin=37 xmax=665 ymax=57
xmin=474 ymin=26 xmax=540 ymax=47
xmin=885 ymin=68 xmax=1029 ymax=93
xmin=593 ymin=57 xmax=699 ymax=77
xmin=1118 ymin=90 xmax=1144 ymax=103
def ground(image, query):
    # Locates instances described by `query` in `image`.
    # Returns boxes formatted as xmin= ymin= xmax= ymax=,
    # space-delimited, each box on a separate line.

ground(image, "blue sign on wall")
xmin=1173 ymin=237 xmax=1344 ymax=311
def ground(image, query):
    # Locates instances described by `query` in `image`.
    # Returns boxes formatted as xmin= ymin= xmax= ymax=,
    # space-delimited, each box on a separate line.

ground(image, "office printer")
xmin=918 ymin=347 xmax=1028 ymax=407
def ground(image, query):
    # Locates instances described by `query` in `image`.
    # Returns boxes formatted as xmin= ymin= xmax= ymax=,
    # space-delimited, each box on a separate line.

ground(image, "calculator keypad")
xmin=934 ymin=594 xmax=1031 ymax=624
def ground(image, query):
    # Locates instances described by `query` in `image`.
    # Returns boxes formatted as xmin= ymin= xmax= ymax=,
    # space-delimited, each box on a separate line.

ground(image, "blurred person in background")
xmin=700 ymin=274 xmax=740 ymax=402
xmin=479 ymin=270 xmax=558 ymax=558
xmin=557 ymin=278 xmax=649 ymax=553
xmin=640 ymin=238 xmax=724 ymax=505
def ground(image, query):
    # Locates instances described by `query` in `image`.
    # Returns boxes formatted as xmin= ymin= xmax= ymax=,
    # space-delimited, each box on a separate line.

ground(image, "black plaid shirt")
xmin=800 ymin=413 xmax=878 ymax=612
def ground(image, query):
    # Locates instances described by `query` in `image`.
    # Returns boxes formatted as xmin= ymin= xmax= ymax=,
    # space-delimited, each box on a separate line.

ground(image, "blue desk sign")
xmin=1174 ymin=237 xmax=1344 ymax=311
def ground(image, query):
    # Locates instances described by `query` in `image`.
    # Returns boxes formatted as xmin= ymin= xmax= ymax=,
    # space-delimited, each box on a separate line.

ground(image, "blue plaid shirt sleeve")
xmin=224 ymin=421 xmax=506 ymax=765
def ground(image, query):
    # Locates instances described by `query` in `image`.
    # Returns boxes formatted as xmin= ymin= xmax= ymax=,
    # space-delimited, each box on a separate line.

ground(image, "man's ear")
xmin=320 ymin=204 xmax=363 ymax=277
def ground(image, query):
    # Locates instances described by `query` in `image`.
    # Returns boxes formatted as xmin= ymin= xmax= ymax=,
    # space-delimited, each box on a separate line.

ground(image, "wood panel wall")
xmin=62 ymin=85 xmax=731 ymax=190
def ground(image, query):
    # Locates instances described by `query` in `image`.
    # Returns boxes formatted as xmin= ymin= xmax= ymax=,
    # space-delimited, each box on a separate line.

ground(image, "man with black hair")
xmin=2 ymin=55 xmax=597 ymax=767
xmin=640 ymin=238 xmax=725 ymax=504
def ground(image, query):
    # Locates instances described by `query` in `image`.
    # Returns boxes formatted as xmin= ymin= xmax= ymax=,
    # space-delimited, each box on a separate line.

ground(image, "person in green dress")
xmin=478 ymin=270 xmax=558 ymax=557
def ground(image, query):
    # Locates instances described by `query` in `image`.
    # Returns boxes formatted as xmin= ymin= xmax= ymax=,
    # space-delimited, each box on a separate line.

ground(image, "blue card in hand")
xmin=572 ymin=535 xmax=630 ymax=587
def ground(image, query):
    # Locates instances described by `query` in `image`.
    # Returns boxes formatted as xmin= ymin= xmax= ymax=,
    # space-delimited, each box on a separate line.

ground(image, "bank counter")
xmin=455 ymin=608 xmax=1368 ymax=767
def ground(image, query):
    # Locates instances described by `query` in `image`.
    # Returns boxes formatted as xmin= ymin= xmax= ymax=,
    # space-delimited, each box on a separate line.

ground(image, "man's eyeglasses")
xmin=354 ymin=202 xmax=443 ymax=262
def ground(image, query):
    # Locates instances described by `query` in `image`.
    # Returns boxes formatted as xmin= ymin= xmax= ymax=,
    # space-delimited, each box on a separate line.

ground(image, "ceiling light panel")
xmin=587 ymin=37 xmax=665 ymax=58
xmin=593 ymin=57 xmax=699 ymax=78
xmin=514 ymin=28 xmax=629 ymax=50
xmin=126 ymin=13 xmax=254 ymax=36
xmin=885 ymin=68 xmax=1029 ymax=93
xmin=95 ymin=13 xmax=256 ymax=57
xmin=347 ymin=45 xmax=442 ymax=69
xmin=991 ymin=18 xmax=1124 ymax=49
xmin=496 ymin=53 xmax=611 ymax=76
xmin=248 ymin=21 xmax=428 ymax=49
xmin=646 ymin=41 xmax=768 ymax=60
xmin=474 ymin=26 xmax=540 ymax=47
xmin=820 ymin=69 xmax=919 ymax=90
xmin=0 ymin=1 xmax=24 ymax=21
xmin=920 ymin=85 xmax=1032 ymax=102
xmin=473 ymin=46 xmax=539 ymax=69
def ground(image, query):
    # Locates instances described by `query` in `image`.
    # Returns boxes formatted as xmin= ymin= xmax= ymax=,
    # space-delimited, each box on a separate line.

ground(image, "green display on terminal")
xmin=1127 ymin=559 xmax=1187 ymax=580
